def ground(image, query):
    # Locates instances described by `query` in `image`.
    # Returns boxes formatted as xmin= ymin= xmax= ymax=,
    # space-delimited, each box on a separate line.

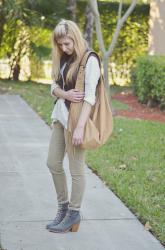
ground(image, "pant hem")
xmin=68 ymin=207 xmax=80 ymax=211
xmin=58 ymin=200 xmax=69 ymax=205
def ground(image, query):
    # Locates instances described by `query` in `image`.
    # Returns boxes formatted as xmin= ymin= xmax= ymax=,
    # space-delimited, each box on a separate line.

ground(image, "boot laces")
xmin=54 ymin=206 xmax=67 ymax=221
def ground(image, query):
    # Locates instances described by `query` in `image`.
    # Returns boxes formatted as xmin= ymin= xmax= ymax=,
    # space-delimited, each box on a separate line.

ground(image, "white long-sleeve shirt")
xmin=51 ymin=55 xmax=100 ymax=129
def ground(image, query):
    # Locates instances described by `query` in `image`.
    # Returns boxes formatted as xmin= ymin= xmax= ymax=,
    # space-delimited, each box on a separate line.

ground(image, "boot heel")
xmin=70 ymin=223 xmax=80 ymax=232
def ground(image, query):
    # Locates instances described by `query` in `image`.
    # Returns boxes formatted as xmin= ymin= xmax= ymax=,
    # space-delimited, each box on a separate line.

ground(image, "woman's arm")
xmin=72 ymin=55 xmax=100 ymax=146
xmin=53 ymin=87 xmax=84 ymax=103
xmin=72 ymin=101 xmax=92 ymax=145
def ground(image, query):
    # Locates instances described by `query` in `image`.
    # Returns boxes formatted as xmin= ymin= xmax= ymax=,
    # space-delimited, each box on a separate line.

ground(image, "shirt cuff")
xmin=51 ymin=83 xmax=60 ymax=96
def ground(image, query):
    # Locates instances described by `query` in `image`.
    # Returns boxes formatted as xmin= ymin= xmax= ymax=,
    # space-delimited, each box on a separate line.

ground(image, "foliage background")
xmin=77 ymin=1 xmax=149 ymax=85
xmin=132 ymin=55 xmax=165 ymax=109
xmin=0 ymin=1 xmax=149 ymax=85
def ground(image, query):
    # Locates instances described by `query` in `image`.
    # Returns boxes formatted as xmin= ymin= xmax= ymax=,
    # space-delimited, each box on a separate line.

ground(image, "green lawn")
xmin=0 ymin=79 xmax=164 ymax=245
xmin=87 ymin=117 xmax=165 ymax=244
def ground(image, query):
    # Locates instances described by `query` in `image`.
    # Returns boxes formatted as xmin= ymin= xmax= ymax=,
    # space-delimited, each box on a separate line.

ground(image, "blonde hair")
xmin=51 ymin=19 xmax=87 ymax=82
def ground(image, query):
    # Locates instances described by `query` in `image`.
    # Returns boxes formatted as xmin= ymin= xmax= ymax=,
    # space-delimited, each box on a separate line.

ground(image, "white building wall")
xmin=149 ymin=0 xmax=165 ymax=55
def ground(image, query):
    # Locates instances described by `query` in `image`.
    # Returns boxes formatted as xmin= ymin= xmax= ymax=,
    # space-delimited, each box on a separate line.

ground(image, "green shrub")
xmin=132 ymin=55 xmax=165 ymax=109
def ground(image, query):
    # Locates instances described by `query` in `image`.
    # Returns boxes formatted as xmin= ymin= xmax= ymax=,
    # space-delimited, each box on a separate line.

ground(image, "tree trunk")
xmin=84 ymin=4 xmax=94 ymax=48
xmin=13 ymin=63 xmax=20 ymax=81
xmin=149 ymin=0 xmax=165 ymax=55
xmin=67 ymin=0 xmax=77 ymax=22
xmin=102 ymin=54 xmax=109 ymax=92
xmin=89 ymin=0 xmax=137 ymax=90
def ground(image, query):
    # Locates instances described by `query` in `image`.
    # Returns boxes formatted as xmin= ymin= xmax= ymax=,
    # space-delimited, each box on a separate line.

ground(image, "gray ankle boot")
xmin=46 ymin=202 xmax=69 ymax=230
xmin=48 ymin=209 xmax=81 ymax=233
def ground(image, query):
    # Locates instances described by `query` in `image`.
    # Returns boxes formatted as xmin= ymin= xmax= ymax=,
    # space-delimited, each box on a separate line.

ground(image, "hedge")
xmin=131 ymin=55 xmax=165 ymax=109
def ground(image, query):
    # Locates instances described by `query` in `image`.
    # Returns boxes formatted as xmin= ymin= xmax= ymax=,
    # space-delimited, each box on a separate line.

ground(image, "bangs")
xmin=54 ymin=23 xmax=68 ymax=40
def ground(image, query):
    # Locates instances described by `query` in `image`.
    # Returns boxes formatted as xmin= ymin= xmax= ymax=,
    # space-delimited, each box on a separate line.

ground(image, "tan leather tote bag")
xmin=67 ymin=51 xmax=113 ymax=150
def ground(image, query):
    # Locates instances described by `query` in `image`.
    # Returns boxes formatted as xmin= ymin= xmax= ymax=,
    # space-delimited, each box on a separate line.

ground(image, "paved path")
xmin=0 ymin=95 xmax=164 ymax=250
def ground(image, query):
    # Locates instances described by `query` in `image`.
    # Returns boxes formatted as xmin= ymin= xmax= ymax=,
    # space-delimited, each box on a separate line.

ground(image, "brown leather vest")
xmin=56 ymin=49 xmax=97 ymax=109
xmin=56 ymin=53 xmax=78 ymax=109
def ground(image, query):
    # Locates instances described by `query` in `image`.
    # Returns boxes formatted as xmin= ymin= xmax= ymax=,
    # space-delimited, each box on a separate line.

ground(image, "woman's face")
xmin=57 ymin=36 xmax=74 ymax=55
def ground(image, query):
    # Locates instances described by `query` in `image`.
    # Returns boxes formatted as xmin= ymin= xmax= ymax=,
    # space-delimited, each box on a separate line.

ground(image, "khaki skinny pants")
xmin=47 ymin=121 xmax=86 ymax=211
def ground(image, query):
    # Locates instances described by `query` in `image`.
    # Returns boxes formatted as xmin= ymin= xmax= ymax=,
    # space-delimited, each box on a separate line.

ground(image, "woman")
xmin=46 ymin=19 xmax=100 ymax=233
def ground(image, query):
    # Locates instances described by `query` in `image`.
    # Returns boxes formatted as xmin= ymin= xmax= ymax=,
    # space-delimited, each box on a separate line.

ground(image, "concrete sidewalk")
xmin=0 ymin=94 xmax=164 ymax=250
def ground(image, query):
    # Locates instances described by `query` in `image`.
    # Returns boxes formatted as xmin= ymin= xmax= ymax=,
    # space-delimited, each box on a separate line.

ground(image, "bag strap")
xmin=75 ymin=51 xmax=101 ymax=92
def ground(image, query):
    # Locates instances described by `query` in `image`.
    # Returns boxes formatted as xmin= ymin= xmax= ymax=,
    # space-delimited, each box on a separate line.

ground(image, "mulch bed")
xmin=112 ymin=92 xmax=165 ymax=123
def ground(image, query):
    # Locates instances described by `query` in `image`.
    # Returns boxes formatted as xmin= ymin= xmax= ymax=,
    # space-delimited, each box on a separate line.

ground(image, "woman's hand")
xmin=72 ymin=101 xmax=92 ymax=146
xmin=72 ymin=126 xmax=84 ymax=146
xmin=66 ymin=89 xmax=84 ymax=103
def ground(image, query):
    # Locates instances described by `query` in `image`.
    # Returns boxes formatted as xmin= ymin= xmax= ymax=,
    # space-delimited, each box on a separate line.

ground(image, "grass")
xmin=111 ymin=99 xmax=129 ymax=110
xmin=0 ymin=79 xmax=164 ymax=245
xmin=0 ymin=79 xmax=53 ymax=125
xmin=110 ymin=84 xmax=132 ymax=96
xmin=0 ymin=79 xmax=130 ymax=124
xmin=87 ymin=117 xmax=165 ymax=245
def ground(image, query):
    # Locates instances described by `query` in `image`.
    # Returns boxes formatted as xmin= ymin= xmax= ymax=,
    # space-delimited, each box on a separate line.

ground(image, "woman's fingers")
xmin=73 ymin=98 xmax=84 ymax=103
xmin=73 ymin=91 xmax=85 ymax=100
xmin=72 ymin=138 xmax=83 ymax=145
xmin=67 ymin=89 xmax=84 ymax=102
xmin=74 ymin=94 xmax=84 ymax=100
xmin=72 ymin=126 xmax=84 ymax=145
xmin=73 ymin=90 xmax=84 ymax=97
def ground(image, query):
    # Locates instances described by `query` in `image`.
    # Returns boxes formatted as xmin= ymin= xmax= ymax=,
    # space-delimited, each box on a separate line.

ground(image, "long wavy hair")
xmin=51 ymin=19 xmax=88 ymax=83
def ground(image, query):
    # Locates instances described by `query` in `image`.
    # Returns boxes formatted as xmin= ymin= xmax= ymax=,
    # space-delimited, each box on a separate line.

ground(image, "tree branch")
xmin=117 ymin=0 xmax=123 ymax=21
xmin=108 ymin=0 xmax=137 ymax=56
xmin=121 ymin=0 xmax=137 ymax=24
xmin=88 ymin=0 xmax=106 ymax=54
